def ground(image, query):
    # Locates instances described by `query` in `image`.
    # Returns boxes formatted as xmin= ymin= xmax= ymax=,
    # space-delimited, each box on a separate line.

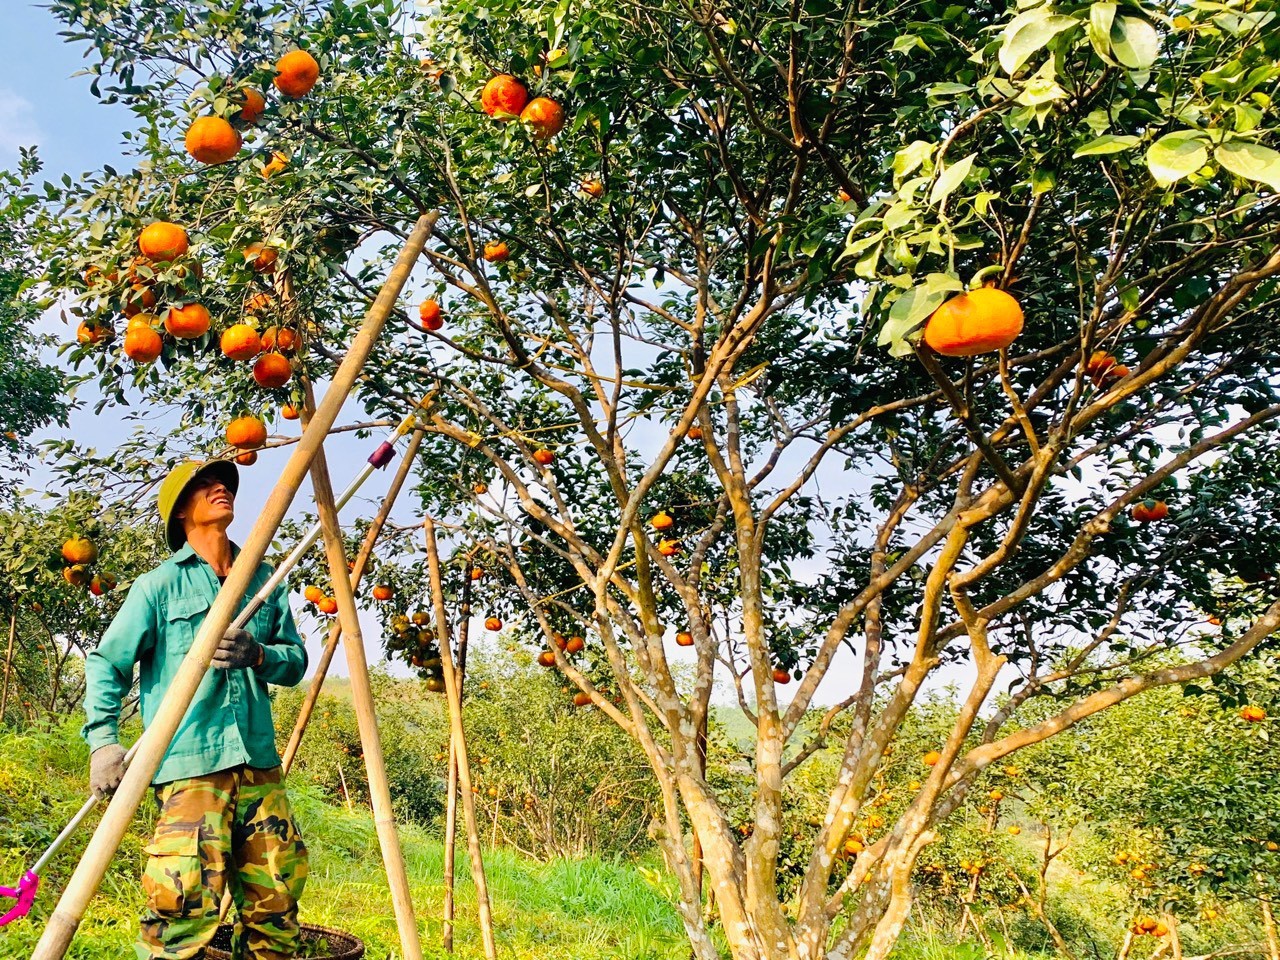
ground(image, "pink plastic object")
xmin=0 ymin=870 xmax=38 ymax=925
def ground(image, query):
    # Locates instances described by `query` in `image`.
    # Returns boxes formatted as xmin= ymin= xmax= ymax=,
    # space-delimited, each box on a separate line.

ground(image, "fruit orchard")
xmin=6 ymin=0 xmax=1280 ymax=959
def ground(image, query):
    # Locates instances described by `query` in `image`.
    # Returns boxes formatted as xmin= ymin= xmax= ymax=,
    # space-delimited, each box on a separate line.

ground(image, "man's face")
xmin=177 ymin=474 xmax=235 ymax=531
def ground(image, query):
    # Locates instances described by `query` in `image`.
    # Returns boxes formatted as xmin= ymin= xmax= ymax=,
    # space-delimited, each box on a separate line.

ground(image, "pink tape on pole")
xmin=367 ymin=440 xmax=395 ymax=468
xmin=0 ymin=870 xmax=38 ymax=925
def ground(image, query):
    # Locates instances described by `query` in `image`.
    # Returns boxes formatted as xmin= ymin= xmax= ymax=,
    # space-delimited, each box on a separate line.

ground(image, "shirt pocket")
xmin=161 ymin=595 xmax=210 ymax=655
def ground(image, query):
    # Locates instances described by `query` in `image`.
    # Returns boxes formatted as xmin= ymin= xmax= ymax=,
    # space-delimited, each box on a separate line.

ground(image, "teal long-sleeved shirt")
xmin=81 ymin=542 xmax=308 ymax=784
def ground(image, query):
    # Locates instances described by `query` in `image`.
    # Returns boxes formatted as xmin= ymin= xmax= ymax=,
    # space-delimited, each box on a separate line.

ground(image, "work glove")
xmin=89 ymin=743 xmax=126 ymax=799
xmin=211 ymin=627 xmax=262 ymax=670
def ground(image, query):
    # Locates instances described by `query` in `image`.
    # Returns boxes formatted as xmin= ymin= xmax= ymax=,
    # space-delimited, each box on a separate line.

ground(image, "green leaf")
xmin=880 ymin=273 xmax=963 ymax=351
xmin=1088 ymin=3 xmax=1117 ymax=63
xmin=1216 ymin=141 xmax=1280 ymax=192
xmin=1146 ymin=131 xmax=1208 ymax=185
xmin=1000 ymin=8 xmax=1079 ymax=76
xmin=1073 ymin=134 xmax=1141 ymax=158
xmin=1110 ymin=15 xmax=1160 ymax=70
xmin=929 ymin=153 xmax=975 ymax=206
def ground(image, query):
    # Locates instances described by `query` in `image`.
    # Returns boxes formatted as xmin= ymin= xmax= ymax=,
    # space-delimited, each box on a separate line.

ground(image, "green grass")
xmin=0 ymin=722 xmax=689 ymax=960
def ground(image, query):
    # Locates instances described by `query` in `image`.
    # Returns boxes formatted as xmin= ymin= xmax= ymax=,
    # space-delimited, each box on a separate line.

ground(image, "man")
xmin=82 ymin=459 xmax=310 ymax=960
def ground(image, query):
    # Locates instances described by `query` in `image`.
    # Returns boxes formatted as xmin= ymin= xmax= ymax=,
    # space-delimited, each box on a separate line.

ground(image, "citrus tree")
xmin=32 ymin=0 xmax=1280 ymax=958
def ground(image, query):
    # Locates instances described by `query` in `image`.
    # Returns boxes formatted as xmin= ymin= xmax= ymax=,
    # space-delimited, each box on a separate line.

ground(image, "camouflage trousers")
xmin=136 ymin=765 xmax=308 ymax=960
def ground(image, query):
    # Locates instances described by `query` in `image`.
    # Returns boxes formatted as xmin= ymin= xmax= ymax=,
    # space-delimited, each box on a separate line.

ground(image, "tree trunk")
xmin=0 ymin=607 xmax=16 ymax=720
xmin=1262 ymin=897 xmax=1279 ymax=960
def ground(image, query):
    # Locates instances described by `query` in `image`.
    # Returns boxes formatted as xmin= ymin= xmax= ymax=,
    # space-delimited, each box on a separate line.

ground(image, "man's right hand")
xmin=89 ymin=743 xmax=126 ymax=798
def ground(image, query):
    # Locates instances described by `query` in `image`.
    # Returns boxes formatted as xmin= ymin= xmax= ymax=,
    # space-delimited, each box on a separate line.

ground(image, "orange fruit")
xmin=237 ymin=88 xmax=266 ymax=124
xmin=520 ymin=97 xmax=565 ymax=139
xmin=372 ymin=584 xmax=395 ymax=602
xmin=138 ymin=222 xmax=189 ymax=261
xmin=473 ymin=482 xmax=488 ymax=495
xmin=553 ymin=633 xmax=568 ymax=650
xmin=261 ymin=151 xmax=288 ymax=178
xmin=253 ymin=352 xmax=292 ymax=388
xmin=304 ymin=585 xmax=324 ymax=603
xmin=1131 ymin=501 xmax=1169 ymax=523
xmin=480 ymin=74 xmax=528 ymax=119
xmin=533 ymin=448 xmax=554 ymax=466
xmin=688 ymin=425 xmax=703 ymax=441
xmin=220 ymin=323 xmax=262 ymax=361
xmin=63 ymin=564 xmax=91 ymax=587
xmin=184 ymin=116 xmax=242 ymax=165
xmin=61 ymin=537 xmax=98 ymax=564
xmin=923 ymin=750 xmax=942 ymax=766
xmin=243 ymin=242 xmax=278 ymax=273
xmin=76 ymin=321 xmax=107 ymax=345
xmin=485 ymin=617 xmax=502 ymax=631
xmin=923 ymin=287 xmax=1024 ymax=357
xmin=772 ymin=666 xmax=792 ymax=684
xmin=318 ymin=596 xmax=338 ymax=615
xmin=843 ymin=837 xmax=865 ymax=855
xmin=281 ymin=404 xmax=299 ymax=421
xmin=657 ymin=538 xmax=679 ymax=556
xmin=164 ymin=303 xmax=212 ymax=339
xmin=470 ymin=567 xmax=484 ymax=581
xmin=580 ymin=178 xmax=604 ymax=198
xmin=226 ymin=414 xmax=267 ymax=450
xmin=650 ymin=511 xmax=674 ymax=531
xmin=566 ymin=635 xmax=585 ymax=654
xmin=1241 ymin=705 xmax=1267 ymax=722
xmin=838 ymin=188 xmax=853 ymax=203
xmin=1008 ymin=825 xmax=1021 ymax=835
xmin=675 ymin=630 xmax=694 ymax=647
xmin=235 ymin=449 xmax=258 ymax=466
xmin=245 ymin=292 xmax=274 ymax=315
xmin=123 ymin=325 xmax=163 ymax=363
xmin=274 ymin=49 xmax=320 ymax=98
xmin=483 ymin=240 xmax=510 ymax=263
xmin=419 ymin=299 xmax=443 ymax=330
xmin=123 ymin=284 xmax=158 ymax=318
xmin=573 ymin=691 xmax=592 ymax=707
xmin=261 ymin=326 xmax=297 ymax=354
xmin=537 ymin=650 xmax=557 ymax=667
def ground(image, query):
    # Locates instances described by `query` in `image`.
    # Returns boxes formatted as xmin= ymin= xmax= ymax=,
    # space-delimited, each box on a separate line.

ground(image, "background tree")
xmin=30 ymin=1 xmax=1280 ymax=959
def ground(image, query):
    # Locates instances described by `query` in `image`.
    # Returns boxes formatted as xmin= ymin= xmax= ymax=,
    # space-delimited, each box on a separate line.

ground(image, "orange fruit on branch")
xmin=419 ymin=299 xmax=443 ymax=330
xmin=480 ymin=74 xmax=528 ymax=119
xmin=220 ymin=323 xmax=262 ymax=361
xmin=63 ymin=564 xmax=91 ymax=587
xmin=304 ymin=585 xmax=323 ymax=603
xmin=650 ymin=510 xmax=674 ymax=531
xmin=772 ymin=666 xmax=792 ymax=684
xmin=318 ymin=596 xmax=338 ymax=615
xmin=226 ymin=414 xmax=267 ymax=450
xmin=537 ymin=650 xmax=557 ymax=667
xmin=687 ymin=425 xmax=703 ymax=441
xmin=137 ymin=221 xmax=189 ymax=262
xmin=261 ymin=151 xmax=288 ymax=178
xmin=124 ymin=325 xmax=163 ymax=363
xmin=372 ymin=584 xmax=395 ymax=602
xmin=843 ymin=836 xmax=865 ymax=855
xmin=184 ymin=116 xmax=242 ymax=165
xmin=280 ymin=404 xmax=299 ymax=421
xmin=533 ymin=448 xmax=555 ymax=466
xmin=123 ymin=285 xmax=158 ymax=319
xmin=566 ymin=635 xmax=585 ymax=653
xmin=657 ymin=538 xmax=680 ymax=557
xmin=580 ymin=178 xmax=604 ymax=198
xmin=261 ymin=326 xmax=297 ymax=354
xmin=274 ymin=49 xmax=320 ymax=98
xmin=164 ymin=303 xmax=211 ymax=339
xmin=76 ymin=322 xmax=107 ymax=345
xmin=485 ymin=616 xmax=502 ymax=631
xmin=253 ymin=352 xmax=292 ymax=388
xmin=1131 ymin=500 xmax=1169 ymax=523
xmin=237 ymin=88 xmax=266 ymax=125
xmin=922 ymin=287 xmax=1024 ymax=357
xmin=520 ymin=97 xmax=565 ymax=139
xmin=675 ymin=630 xmax=693 ymax=647
xmin=61 ymin=537 xmax=98 ymax=565
xmin=922 ymin=750 xmax=942 ymax=766
xmin=572 ymin=691 xmax=592 ymax=707
xmin=470 ymin=566 xmax=484 ymax=581
xmin=243 ymin=242 xmax=278 ymax=273
xmin=235 ymin=450 xmax=258 ymax=466
xmin=483 ymin=240 xmax=510 ymax=263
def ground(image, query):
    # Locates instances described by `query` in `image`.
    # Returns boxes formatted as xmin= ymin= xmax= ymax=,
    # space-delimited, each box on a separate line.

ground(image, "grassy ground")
xmin=0 ymin=722 xmax=689 ymax=960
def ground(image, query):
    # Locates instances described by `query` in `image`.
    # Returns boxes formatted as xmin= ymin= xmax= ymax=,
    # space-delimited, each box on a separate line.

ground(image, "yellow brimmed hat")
xmin=157 ymin=460 xmax=239 ymax=550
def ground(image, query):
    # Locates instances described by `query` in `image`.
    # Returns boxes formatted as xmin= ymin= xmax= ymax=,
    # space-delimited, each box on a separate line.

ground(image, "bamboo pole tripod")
xmin=425 ymin=517 xmax=498 ymax=960
xmin=30 ymin=213 xmax=436 ymax=960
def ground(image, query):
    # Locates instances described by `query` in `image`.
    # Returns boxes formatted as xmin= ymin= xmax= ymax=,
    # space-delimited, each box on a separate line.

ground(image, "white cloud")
xmin=0 ymin=88 xmax=42 ymax=158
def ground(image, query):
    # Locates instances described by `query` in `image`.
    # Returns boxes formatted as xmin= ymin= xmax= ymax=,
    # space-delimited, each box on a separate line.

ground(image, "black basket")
xmin=204 ymin=922 xmax=364 ymax=960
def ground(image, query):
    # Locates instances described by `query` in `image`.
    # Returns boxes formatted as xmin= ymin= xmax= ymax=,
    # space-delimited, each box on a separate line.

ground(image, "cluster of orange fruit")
xmin=1130 ymin=917 xmax=1170 ymax=938
xmin=302 ymin=583 xmax=339 ymax=616
xmin=60 ymin=536 xmax=115 ymax=596
xmin=649 ymin=509 xmax=681 ymax=558
xmin=1086 ymin=350 xmax=1131 ymax=387
xmin=535 ymin=633 xmax=589 ymax=702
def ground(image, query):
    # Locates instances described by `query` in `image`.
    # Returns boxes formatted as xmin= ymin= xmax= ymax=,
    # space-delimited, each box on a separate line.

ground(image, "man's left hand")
xmin=212 ymin=628 xmax=262 ymax=670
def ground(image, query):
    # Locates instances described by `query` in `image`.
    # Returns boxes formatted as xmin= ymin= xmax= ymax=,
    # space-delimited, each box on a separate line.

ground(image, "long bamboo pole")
xmin=281 ymin=424 xmax=427 ymax=775
xmin=424 ymin=519 xmax=497 ymax=960
xmin=442 ymin=564 xmax=473 ymax=952
xmin=31 ymin=212 xmax=436 ymax=960
xmin=303 ymin=380 xmax=424 ymax=960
